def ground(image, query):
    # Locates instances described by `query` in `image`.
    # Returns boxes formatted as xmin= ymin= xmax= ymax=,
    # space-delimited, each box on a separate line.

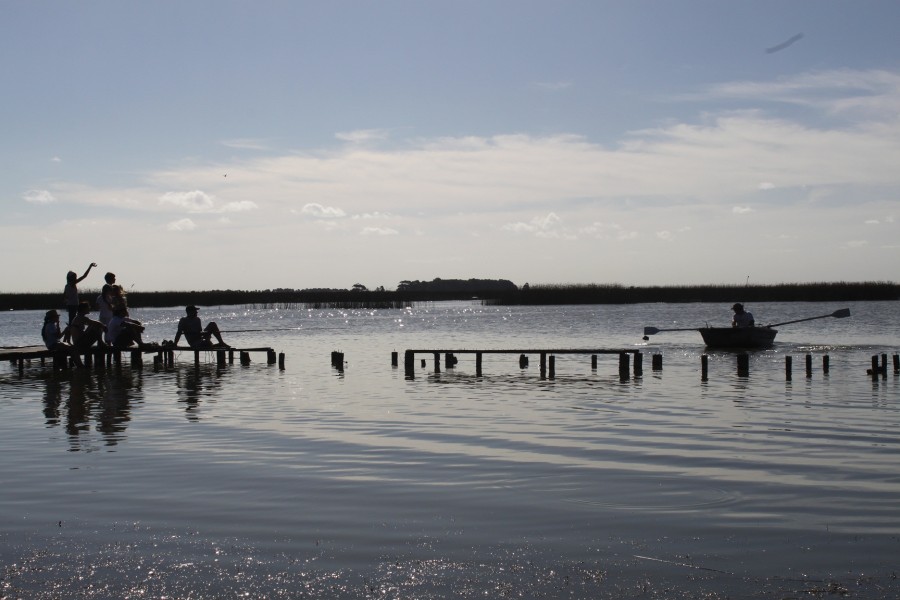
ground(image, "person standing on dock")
xmin=64 ymin=262 xmax=97 ymax=324
xmin=731 ymin=303 xmax=755 ymax=328
xmin=173 ymin=305 xmax=229 ymax=349
xmin=96 ymin=272 xmax=117 ymax=327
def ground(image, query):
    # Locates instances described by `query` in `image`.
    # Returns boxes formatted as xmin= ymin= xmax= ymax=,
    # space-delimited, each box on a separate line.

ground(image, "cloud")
xmin=24 ymin=189 xmax=56 ymax=204
xmin=843 ymin=240 xmax=868 ymax=248
xmin=300 ymin=203 xmax=346 ymax=218
xmin=221 ymin=138 xmax=270 ymax=151
xmin=335 ymin=129 xmax=389 ymax=144
xmin=159 ymin=190 xmax=216 ymax=212
xmin=758 ymin=182 xmax=775 ymax=190
xmin=360 ymin=226 xmax=399 ymax=236
xmin=733 ymin=206 xmax=754 ymax=214
xmin=221 ymin=200 xmax=259 ymax=212
xmin=502 ymin=213 xmax=564 ymax=236
xmin=166 ymin=218 xmax=197 ymax=232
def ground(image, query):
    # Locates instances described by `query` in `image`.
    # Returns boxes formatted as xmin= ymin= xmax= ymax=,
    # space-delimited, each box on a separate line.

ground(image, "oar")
xmin=766 ymin=308 xmax=850 ymax=328
xmin=643 ymin=326 xmax=701 ymax=336
xmin=219 ymin=328 xmax=304 ymax=333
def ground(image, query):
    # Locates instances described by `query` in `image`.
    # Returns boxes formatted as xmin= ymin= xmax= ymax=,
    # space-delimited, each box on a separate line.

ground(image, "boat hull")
xmin=699 ymin=327 xmax=777 ymax=348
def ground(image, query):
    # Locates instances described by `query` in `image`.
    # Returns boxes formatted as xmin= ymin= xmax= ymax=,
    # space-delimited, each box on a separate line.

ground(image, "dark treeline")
xmin=484 ymin=281 xmax=899 ymax=305
xmin=0 ymin=281 xmax=896 ymax=312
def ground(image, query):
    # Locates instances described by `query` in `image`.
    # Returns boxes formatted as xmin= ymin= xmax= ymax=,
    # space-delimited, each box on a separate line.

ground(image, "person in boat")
xmin=64 ymin=262 xmax=97 ymax=324
xmin=67 ymin=301 xmax=107 ymax=350
xmin=41 ymin=309 xmax=85 ymax=367
xmin=731 ymin=303 xmax=755 ymax=328
xmin=107 ymin=306 xmax=149 ymax=349
xmin=173 ymin=305 xmax=229 ymax=349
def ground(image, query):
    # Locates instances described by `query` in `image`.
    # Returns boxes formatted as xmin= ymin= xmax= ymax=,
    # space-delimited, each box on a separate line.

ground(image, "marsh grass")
xmin=0 ymin=281 xmax=895 ymax=311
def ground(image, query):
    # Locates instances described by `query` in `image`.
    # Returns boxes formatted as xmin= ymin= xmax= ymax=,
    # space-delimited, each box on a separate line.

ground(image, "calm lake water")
xmin=1 ymin=300 xmax=899 ymax=598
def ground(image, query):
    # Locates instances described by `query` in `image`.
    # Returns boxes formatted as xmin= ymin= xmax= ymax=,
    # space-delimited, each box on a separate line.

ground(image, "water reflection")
xmin=174 ymin=364 xmax=226 ymax=421
xmin=39 ymin=370 xmax=141 ymax=451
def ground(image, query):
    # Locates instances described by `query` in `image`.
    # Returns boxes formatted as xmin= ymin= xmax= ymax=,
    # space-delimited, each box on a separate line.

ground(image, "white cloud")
xmin=360 ymin=226 xmax=398 ymax=236
xmin=221 ymin=200 xmax=259 ymax=212
xmin=300 ymin=203 xmax=346 ymax=218
xmin=166 ymin=218 xmax=197 ymax=232
xmin=843 ymin=240 xmax=868 ymax=248
xmin=758 ymin=182 xmax=775 ymax=190
xmin=24 ymin=189 xmax=56 ymax=204
xmin=160 ymin=190 xmax=216 ymax=212
xmin=335 ymin=129 xmax=389 ymax=144
xmin=733 ymin=206 xmax=754 ymax=214
xmin=221 ymin=138 xmax=270 ymax=151
xmin=656 ymin=230 xmax=674 ymax=241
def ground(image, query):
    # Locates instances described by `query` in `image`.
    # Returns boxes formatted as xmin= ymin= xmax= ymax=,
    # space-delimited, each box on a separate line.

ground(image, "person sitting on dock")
xmin=41 ymin=309 xmax=85 ymax=367
xmin=107 ymin=307 xmax=148 ymax=349
xmin=173 ymin=305 xmax=229 ymax=349
xmin=67 ymin=301 xmax=107 ymax=350
xmin=731 ymin=303 xmax=755 ymax=328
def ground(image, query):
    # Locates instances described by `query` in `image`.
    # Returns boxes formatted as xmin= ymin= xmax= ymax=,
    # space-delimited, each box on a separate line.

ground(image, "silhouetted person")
xmin=173 ymin=305 xmax=228 ymax=348
xmin=732 ymin=303 xmax=755 ymax=328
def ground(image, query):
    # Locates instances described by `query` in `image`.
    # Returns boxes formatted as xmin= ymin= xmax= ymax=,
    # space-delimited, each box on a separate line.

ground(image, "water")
xmin=1 ymin=300 xmax=898 ymax=598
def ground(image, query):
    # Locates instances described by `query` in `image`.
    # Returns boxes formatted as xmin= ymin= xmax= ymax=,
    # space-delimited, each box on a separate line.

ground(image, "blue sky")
xmin=3 ymin=1 xmax=899 ymax=293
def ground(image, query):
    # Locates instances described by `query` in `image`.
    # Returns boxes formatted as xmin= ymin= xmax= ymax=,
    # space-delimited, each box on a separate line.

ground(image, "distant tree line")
xmin=0 ymin=280 xmax=895 ymax=311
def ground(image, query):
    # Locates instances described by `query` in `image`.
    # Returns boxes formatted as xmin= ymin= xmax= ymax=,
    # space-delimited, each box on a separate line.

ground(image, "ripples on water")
xmin=1 ymin=301 xmax=899 ymax=598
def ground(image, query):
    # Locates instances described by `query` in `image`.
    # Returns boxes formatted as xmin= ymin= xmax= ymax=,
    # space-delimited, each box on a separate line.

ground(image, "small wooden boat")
xmin=642 ymin=308 xmax=850 ymax=349
xmin=698 ymin=327 xmax=777 ymax=349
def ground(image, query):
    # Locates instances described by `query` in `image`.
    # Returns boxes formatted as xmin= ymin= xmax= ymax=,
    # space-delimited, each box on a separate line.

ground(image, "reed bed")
xmin=0 ymin=281 xmax=895 ymax=312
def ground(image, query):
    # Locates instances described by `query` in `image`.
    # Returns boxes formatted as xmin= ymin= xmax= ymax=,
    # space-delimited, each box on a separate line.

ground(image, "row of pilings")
xmin=379 ymin=350 xmax=900 ymax=382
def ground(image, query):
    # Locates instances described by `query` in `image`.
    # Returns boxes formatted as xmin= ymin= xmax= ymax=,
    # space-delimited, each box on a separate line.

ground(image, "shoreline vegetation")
xmin=0 ymin=280 xmax=897 ymax=312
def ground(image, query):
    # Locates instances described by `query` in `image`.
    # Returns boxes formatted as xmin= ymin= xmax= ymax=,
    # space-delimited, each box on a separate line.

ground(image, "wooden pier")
xmin=1 ymin=344 xmax=284 ymax=375
xmin=402 ymin=348 xmax=647 ymax=379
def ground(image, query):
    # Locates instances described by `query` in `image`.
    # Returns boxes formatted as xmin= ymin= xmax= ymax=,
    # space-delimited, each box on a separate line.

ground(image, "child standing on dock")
xmin=172 ymin=305 xmax=229 ymax=349
xmin=64 ymin=262 xmax=97 ymax=324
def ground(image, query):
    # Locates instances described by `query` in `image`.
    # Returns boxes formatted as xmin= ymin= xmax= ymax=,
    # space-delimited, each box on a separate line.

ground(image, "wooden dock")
xmin=1 ymin=344 xmax=283 ymax=375
xmin=402 ymin=348 xmax=649 ymax=379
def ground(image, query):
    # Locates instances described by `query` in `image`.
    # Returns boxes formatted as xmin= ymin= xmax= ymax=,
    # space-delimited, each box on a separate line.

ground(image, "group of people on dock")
xmin=42 ymin=263 xmax=228 ymax=360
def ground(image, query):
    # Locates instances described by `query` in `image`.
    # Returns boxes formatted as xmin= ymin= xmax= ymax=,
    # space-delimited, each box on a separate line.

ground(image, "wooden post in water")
xmin=871 ymin=355 xmax=879 ymax=377
xmin=894 ymin=353 xmax=899 ymax=374
xmin=241 ymin=351 xmax=251 ymax=366
xmin=823 ymin=355 xmax=830 ymax=375
xmin=805 ymin=353 xmax=812 ymax=378
xmin=737 ymin=353 xmax=750 ymax=377
xmin=331 ymin=351 xmax=343 ymax=370
xmin=785 ymin=355 xmax=792 ymax=381
xmin=279 ymin=352 xmax=285 ymax=370
xmin=266 ymin=350 xmax=276 ymax=365
xmin=131 ymin=350 xmax=142 ymax=369
xmin=476 ymin=352 xmax=482 ymax=377
xmin=701 ymin=354 xmax=709 ymax=381
xmin=433 ymin=352 xmax=440 ymax=373
xmin=391 ymin=351 xmax=398 ymax=367
xmin=634 ymin=352 xmax=643 ymax=377
xmin=404 ymin=350 xmax=414 ymax=371
xmin=540 ymin=353 xmax=547 ymax=379
xmin=652 ymin=354 xmax=663 ymax=371
xmin=519 ymin=354 xmax=528 ymax=368
xmin=548 ymin=355 xmax=555 ymax=380
xmin=218 ymin=350 xmax=227 ymax=368
xmin=591 ymin=354 xmax=597 ymax=370
xmin=194 ymin=350 xmax=200 ymax=368
xmin=618 ymin=352 xmax=630 ymax=380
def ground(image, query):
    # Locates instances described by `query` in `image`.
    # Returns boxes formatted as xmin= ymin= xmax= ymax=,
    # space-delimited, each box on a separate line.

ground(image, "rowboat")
xmin=642 ymin=308 xmax=850 ymax=349
xmin=698 ymin=327 xmax=777 ymax=349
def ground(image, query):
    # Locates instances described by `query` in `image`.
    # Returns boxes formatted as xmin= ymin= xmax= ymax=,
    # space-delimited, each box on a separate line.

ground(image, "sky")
xmin=3 ymin=1 xmax=899 ymax=293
